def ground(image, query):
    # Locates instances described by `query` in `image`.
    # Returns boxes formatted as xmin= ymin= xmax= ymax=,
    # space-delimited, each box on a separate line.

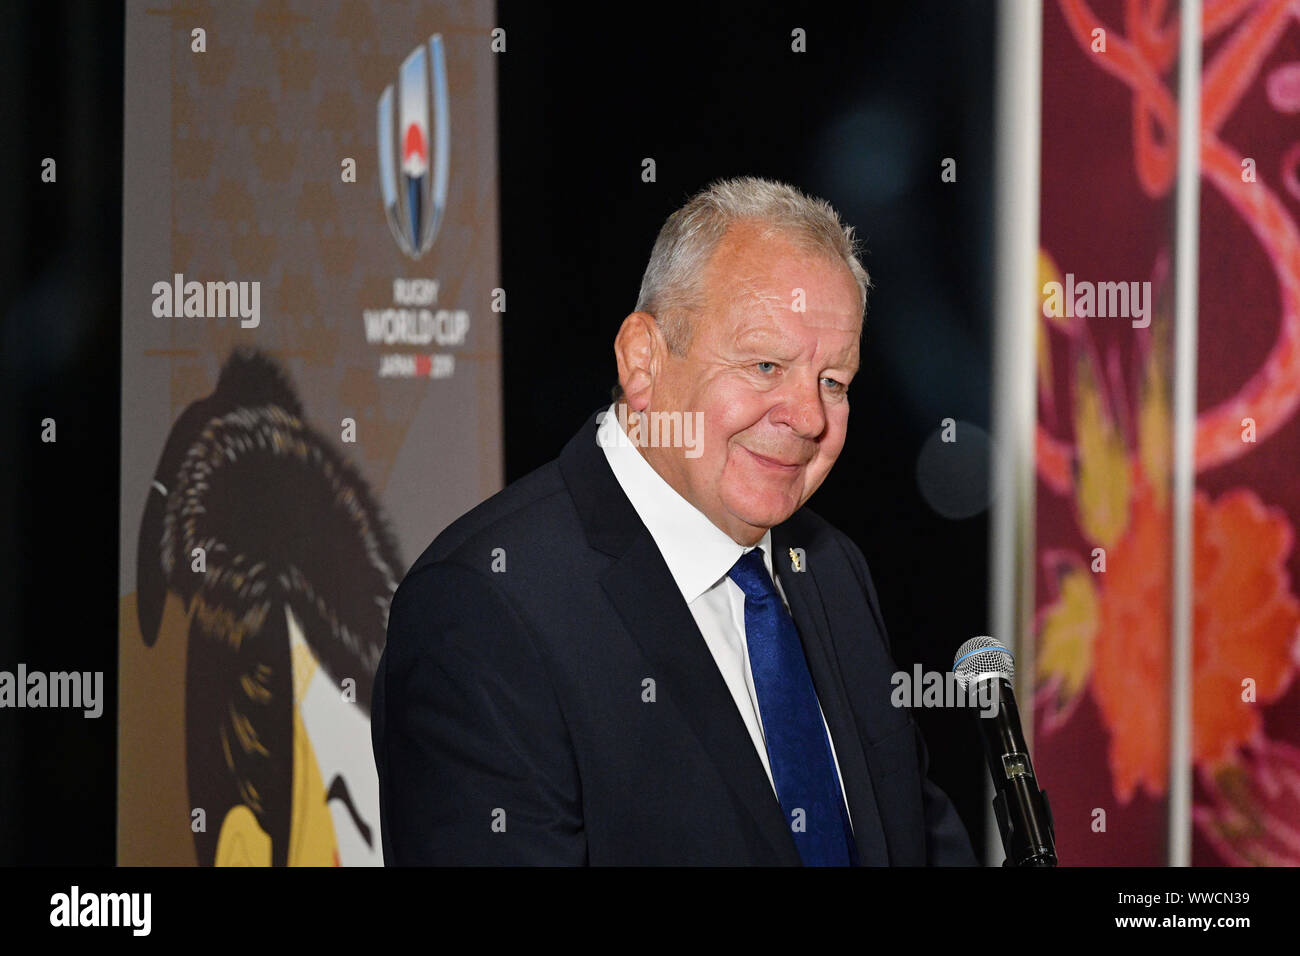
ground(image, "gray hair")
xmin=611 ymin=175 xmax=873 ymax=400
xmin=614 ymin=176 xmax=870 ymax=401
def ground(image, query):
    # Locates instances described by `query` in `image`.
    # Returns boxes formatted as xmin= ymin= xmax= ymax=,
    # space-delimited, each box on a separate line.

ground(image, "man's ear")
xmin=613 ymin=312 xmax=660 ymax=413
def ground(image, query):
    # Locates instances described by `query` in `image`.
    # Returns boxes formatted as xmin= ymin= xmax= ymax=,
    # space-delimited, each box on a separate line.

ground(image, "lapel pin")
xmin=789 ymin=548 xmax=803 ymax=572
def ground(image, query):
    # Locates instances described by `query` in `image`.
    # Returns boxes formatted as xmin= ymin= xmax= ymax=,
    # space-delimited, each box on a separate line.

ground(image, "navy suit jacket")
xmin=372 ymin=410 xmax=978 ymax=865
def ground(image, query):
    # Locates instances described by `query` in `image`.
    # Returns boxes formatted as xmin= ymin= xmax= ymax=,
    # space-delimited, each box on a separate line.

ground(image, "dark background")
xmin=0 ymin=0 xmax=995 ymax=864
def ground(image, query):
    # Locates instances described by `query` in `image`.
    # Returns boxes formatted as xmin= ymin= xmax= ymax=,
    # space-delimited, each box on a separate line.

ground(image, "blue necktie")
xmin=728 ymin=547 xmax=857 ymax=866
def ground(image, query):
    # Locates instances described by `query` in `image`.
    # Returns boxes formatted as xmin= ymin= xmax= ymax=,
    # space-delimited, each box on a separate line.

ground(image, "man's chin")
xmin=726 ymin=498 xmax=801 ymax=535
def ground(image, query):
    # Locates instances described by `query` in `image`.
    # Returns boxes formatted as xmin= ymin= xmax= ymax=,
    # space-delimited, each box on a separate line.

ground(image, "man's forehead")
xmin=723 ymin=278 xmax=860 ymax=320
xmin=706 ymin=231 xmax=858 ymax=308
xmin=731 ymin=314 xmax=862 ymax=364
xmin=721 ymin=270 xmax=863 ymax=335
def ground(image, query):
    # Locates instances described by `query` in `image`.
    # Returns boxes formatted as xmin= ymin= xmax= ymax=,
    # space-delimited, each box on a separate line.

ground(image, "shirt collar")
xmin=597 ymin=402 xmax=774 ymax=604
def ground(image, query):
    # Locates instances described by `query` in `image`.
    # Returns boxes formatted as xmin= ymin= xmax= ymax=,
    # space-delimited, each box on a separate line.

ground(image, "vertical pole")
xmin=990 ymin=0 xmax=1043 ymax=867
xmin=1169 ymin=0 xmax=1202 ymax=869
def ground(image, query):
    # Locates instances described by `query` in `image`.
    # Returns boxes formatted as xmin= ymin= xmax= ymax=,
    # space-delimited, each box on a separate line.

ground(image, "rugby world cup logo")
xmin=378 ymin=34 xmax=449 ymax=259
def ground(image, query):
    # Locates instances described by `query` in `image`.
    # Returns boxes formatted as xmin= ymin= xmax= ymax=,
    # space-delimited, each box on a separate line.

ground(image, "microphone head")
xmin=952 ymin=635 xmax=1014 ymax=689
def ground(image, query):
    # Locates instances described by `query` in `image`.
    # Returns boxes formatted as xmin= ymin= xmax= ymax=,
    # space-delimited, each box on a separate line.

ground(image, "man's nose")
xmin=772 ymin=374 xmax=827 ymax=440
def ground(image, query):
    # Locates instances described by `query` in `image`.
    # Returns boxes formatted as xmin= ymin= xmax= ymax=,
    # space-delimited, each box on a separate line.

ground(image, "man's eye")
xmin=822 ymin=377 xmax=846 ymax=391
xmin=756 ymin=362 xmax=777 ymax=374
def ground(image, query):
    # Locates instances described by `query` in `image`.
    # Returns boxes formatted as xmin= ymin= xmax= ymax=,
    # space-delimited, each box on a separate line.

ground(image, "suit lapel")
xmin=602 ymin=537 xmax=801 ymax=864
xmin=560 ymin=411 xmax=800 ymax=864
xmin=771 ymin=521 xmax=890 ymax=866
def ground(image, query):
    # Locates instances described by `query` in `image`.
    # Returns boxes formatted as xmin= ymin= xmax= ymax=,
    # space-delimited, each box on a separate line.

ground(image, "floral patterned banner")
xmin=1031 ymin=0 xmax=1300 ymax=867
xmin=1187 ymin=0 xmax=1300 ymax=866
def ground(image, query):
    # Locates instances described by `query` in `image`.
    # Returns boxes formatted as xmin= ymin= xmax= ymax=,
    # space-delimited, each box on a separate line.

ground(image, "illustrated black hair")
xmin=136 ymin=347 xmax=404 ymax=865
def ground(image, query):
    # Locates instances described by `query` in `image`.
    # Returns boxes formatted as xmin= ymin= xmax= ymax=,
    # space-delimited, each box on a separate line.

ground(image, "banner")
xmin=1031 ymin=0 xmax=1300 ymax=866
xmin=117 ymin=0 xmax=500 ymax=865
xmin=1187 ymin=0 xmax=1300 ymax=867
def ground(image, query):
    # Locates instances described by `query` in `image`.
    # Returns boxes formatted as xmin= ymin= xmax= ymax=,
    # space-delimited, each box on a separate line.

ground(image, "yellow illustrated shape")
xmin=212 ymin=637 xmax=340 ymax=866
xmin=1137 ymin=330 xmax=1172 ymax=510
xmin=1073 ymin=350 xmax=1131 ymax=547
xmin=1036 ymin=563 xmax=1099 ymax=710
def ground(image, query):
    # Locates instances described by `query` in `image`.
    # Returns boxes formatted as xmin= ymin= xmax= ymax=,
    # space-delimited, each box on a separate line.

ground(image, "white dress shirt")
xmin=596 ymin=404 xmax=852 ymax=828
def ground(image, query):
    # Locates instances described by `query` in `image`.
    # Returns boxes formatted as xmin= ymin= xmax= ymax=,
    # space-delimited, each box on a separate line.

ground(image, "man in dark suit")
xmin=372 ymin=176 xmax=978 ymax=865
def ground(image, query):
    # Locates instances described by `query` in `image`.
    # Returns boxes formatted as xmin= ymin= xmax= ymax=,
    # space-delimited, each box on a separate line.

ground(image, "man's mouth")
xmin=743 ymin=447 xmax=803 ymax=471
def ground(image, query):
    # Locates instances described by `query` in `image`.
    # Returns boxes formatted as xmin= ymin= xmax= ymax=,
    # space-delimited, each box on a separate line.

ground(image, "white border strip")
xmin=1169 ymin=0 xmax=1202 ymax=869
xmin=989 ymin=0 xmax=1043 ymax=867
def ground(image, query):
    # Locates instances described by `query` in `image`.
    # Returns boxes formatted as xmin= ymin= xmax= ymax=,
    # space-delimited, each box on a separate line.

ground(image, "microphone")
xmin=952 ymin=636 xmax=1057 ymax=867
